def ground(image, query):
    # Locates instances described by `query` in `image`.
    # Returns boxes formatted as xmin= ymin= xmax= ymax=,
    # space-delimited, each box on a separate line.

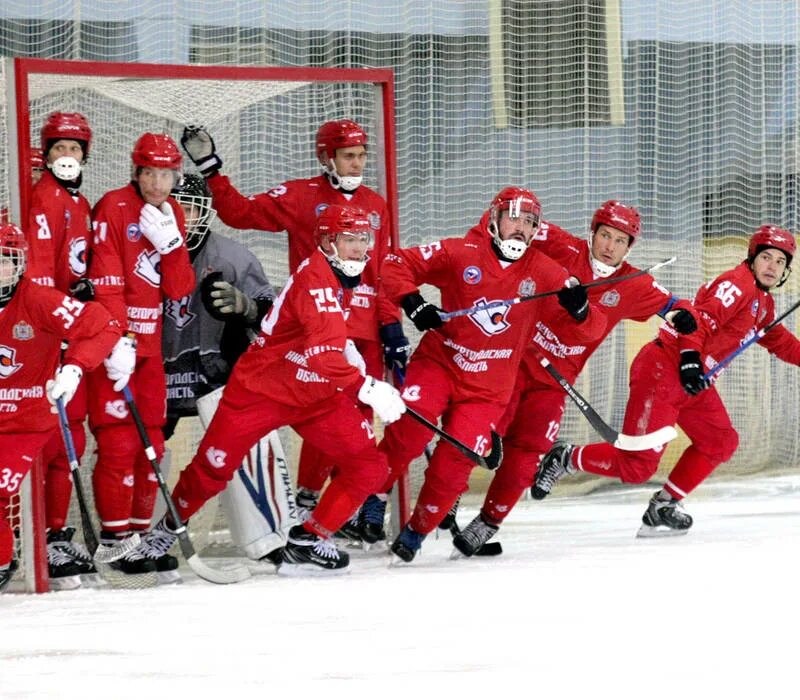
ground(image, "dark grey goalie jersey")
xmin=162 ymin=233 xmax=274 ymax=417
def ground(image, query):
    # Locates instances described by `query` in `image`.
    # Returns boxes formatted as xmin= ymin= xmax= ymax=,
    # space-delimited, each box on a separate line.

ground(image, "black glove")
xmin=181 ymin=125 xmax=223 ymax=178
xmin=69 ymin=277 xmax=95 ymax=302
xmin=679 ymin=350 xmax=709 ymax=396
xmin=484 ymin=431 xmax=503 ymax=470
xmin=380 ymin=321 xmax=411 ymax=375
xmin=401 ymin=292 xmax=444 ymax=332
xmin=202 ymin=271 xmax=252 ymax=321
xmin=557 ymin=284 xmax=589 ymax=322
xmin=670 ymin=309 xmax=698 ymax=335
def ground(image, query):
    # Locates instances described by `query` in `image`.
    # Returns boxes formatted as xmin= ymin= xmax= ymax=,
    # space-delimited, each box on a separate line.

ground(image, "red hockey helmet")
xmin=591 ymin=200 xmax=641 ymax=243
xmin=0 ymin=223 xmax=28 ymax=301
xmin=132 ymin=133 xmax=183 ymax=170
xmin=40 ymin=112 xmax=92 ymax=158
xmin=315 ymin=119 xmax=368 ymax=161
xmin=488 ymin=187 xmax=541 ymax=260
xmin=316 ymin=204 xmax=372 ymax=277
xmin=748 ymin=225 xmax=796 ymax=266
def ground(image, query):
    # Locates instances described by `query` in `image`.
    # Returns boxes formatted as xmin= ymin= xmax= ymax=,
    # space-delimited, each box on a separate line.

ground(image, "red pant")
xmin=0 ymin=430 xmax=53 ymax=566
xmin=378 ymin=355 xmax=505 ymax=535
xmin=573 ymin=341 xmax=739 ymax=497
xmin=87 ymin=354 xmax=167 ymax=533
xmin=482 ymin=377 xmax=566 ymax=524
xmin=296 ymin=338 xmax=382 ymax=493
xmin=171 ymin=371 xmax=387 ymax=537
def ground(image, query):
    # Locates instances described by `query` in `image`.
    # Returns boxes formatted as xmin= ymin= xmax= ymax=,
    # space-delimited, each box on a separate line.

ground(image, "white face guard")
xmin=174 ymin=193 xmax=217 ymax=251
xmin=323 ymin=159 xmax=363 ymax=192
xmin=321 ymin=231 xmax=371 ymax=277
xmin=50 ymin=156 xmax=82 ymax=181
xmin=490 ymin=200 xmax=540 ymax=261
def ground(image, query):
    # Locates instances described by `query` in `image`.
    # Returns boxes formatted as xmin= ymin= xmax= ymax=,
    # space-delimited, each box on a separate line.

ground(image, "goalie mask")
xmin=316 ymin=204 xmax=372 ymax=278
xmin=488 ymin=186 xmax=541 ymax=261
xmin=171 ymin=174 xmax=217 ymax=251
xmin=589 ymin=200 xmax=641 ymax=278
xmin=316 ymin=119 xmax=368 ymax=192
xmin=748 ymin=224 xmax=796 ymax=288
xmin=41 ymin=112 xmax=92 ymax=181
xmin=0 ymin=223 xmax=28 ymax=304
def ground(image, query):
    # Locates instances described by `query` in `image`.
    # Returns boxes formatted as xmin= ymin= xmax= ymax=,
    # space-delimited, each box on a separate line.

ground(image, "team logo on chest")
xmin=463 ymin=266 xmax=482 ymax=285
xmin=12 ymin=321 xmax=34 ymax=341
xmin=134 ymin=249 xmax=162 ymax=287
xmin=750 ymin=299 xmax=759 ymax=318
xmin=468 ymin=296 xmax=511 ymax=335
xmin=600 ymin=289 xmax=620 ymax=307
xmin=518 ymin=278 xmax=535 ymax=296
xmin=69 ymin=236 xmax=87 ymax=276
xmin=164 ymin=294 xmax=196 ymax=330
xmin=368 ymin=211 xmax=381 ymax=230
xmin=127 ymin=223 xmax=143 ymax=242
xmin=0 ymin=346 xmax=22 ymax=378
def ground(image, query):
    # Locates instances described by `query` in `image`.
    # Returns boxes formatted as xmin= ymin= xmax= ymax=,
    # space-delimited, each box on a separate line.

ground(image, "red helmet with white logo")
xmin=315 ymin=120 xmax=368 ymax=161
xmin=591 ymin=200 xmax=641 ymax=243
xmin=316 ymin=204 xmax=372 ymax=277
xmin=0 ymin=223 xmax=28 ymax=302
xmin=132 ymin=133 xmax=183 ymax=170
xmin=40 ymin=112 xmax=92 ymax=158
xmin=748 ymin=225 xmax=796 ymax=266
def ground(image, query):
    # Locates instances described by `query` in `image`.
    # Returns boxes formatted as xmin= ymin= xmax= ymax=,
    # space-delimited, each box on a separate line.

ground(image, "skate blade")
xmin=636 ymin=524 xmax=690 ymax=538
xmin=48 ymin=575 xmax=82 ymax=591
xmin=276 ymin=562 xmax=349 ymax=577
xmin=157 ymin=570 xmax=183 ymax=585
xmin=389 ymin=554 xmax=415 ymax=567
xmin=79 ymin=572 xmax=105 ymax=588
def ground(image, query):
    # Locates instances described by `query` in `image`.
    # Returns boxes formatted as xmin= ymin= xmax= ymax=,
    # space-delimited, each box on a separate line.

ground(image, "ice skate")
xmin=451 ymin=514 xmax=499 ymax=559
xmin=280 ymin=525 xmax=349 ymax=575
xmin=359 ymin=494 xmax=387 ymax=546
xmin=46 ymin=528 xmax=87 ymax=591
xmin=637 ymin=491 xmax=693 ymax=537
xmin=0 ymin=559 xmax=18 ymax=593
xmin=532 ymin=441 xmax=575 ymax=499
xmin=138 ymin=519 xmax=181 ymax=584
xmin=390 ymin=524 xmax=425 ymax=564
xmin=101 ymin=532 xmax=159 ymax=589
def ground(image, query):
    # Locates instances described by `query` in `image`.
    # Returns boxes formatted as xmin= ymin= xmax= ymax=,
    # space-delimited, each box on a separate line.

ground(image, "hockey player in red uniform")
xmin=535 ymin=225 xmax=800 ymax=536
xmin=0 ymin=223 xmax=122 ymax=592
xmin=149 ymin=204 xmax=404 ymax=574
xmin=86 ymin=133 xmax=195 ymax=582
xmin=372 ymin=187 xmax=606 ymax=562
xmin=24 ymin=112 xmax=99 ymax=584
xmin=180 ymin=120 xmax=408 ymax=539
xmin=452 ymin=201 xmax=698 ymax=556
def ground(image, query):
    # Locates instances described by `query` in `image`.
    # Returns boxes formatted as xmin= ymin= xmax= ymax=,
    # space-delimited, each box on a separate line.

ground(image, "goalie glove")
xmin=46 ymin=364 xmax=83 ymax=412
xmin=181 ymin=125 xmax=223 ymax=178
xmin=104 ymin=335 xmax=137 ymax=392
xmin=401 ymin=292 xmax=444 ymax=332
xmin=679 ymin=350 xmax=709 ymax=396
xmin=358 ymin=375 xmax=406 ymax=424
xmin=344 ymin=339 xmax=366 ymax=376
xmin=139 ymin=203 xmax=183 ymax=255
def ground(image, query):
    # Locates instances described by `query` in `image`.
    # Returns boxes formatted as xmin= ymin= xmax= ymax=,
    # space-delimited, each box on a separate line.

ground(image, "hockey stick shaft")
xmin=537 ymin=356 xmax=677 ymax=451
xmin=404 ymin=407 xmax=489 ymax=468
xmin=703 ymin=297 xmax=800 ymax=381
xmin=121 ymin=385 xmax=250 ymax=584
xmin=54 ymin=397 xmax=99 ymax=555
xmin=439 ymin=257 xmax=676 ymax=321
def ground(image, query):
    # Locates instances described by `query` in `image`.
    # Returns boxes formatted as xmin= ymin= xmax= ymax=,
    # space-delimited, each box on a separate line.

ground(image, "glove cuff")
xmin=195 ymin=153 xmax=223 ymax=178
xmin=379 ymin=321 xmax=405 ymax=343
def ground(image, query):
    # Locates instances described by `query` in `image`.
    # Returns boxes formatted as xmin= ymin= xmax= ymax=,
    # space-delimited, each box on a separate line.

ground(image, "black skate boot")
xmin=49 ymin=527 xmax=97 ymax=575
xmin=46 ymin=528 xmax=86 ymax=591
xmin=451 ymin=514 xmax=499 ymax=558
xmin=359 ymin=494 xmax=388 ymax=545
xmin=138 ymin=519 xmax=181 ymax=584
xmin=0 ymin=559 xmax=19 ymax=593
xmin=390 ymin=524 xmax=425 ymax=563
xmin=334 ymin=511 xmax=363 ymax=544
xmin=103 ymin=531 xmax=158 ymax=589
xmin=637 ymin=491 xmax=693 ymax=538
xmin=438 ymin=497 xmax=461 ymax=532
xmin=280 ymin=524 xmax=349 ymax=575
xmin=532 ymin=441 xmax=576 ymax=500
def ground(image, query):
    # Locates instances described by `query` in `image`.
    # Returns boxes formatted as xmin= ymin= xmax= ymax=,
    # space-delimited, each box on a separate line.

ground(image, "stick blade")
xmin=186 ymin=554 xmax=252 ymax=585
xmin=613 ymin=426 xmax=678 ymax=451
xmin=93 ymin=533 xmax=141 ymax=564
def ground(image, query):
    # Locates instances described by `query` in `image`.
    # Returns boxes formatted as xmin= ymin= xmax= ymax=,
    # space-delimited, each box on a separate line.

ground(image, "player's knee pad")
xmin=93 ymin=424 xmax=141 ymax=471
xmin=617 ymin=450 xmax=662 ymax=484
xmin=695 ymin=427 xmax=739 ymax=465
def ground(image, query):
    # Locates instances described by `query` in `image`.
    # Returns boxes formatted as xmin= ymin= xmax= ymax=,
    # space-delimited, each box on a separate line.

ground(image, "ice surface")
xmin=2 ymin=476 xmax=799 ymax=698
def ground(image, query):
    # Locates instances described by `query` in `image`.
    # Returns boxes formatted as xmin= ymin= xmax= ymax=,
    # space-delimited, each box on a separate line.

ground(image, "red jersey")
xmin=207 ymin=172 xmax=399 ymax=341
xmin=88 ymin=183 xmax=195 ymax=357
xmin=232 ymin=249 xmax=363 ymax=407
xmin=665 ymin=261 xmax=800 ymax=369
xmin=382 ymin=221 xmax=606 ymax=405
xmin=25 ymin=170 xmax=92 ymax=291
xmin=522 ymin=220 xmax=691 ymax=384
xmin=0 ymin=277 xmax=121 ymax=433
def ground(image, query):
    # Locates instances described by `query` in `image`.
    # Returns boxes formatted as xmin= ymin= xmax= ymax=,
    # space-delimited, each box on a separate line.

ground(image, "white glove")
xmin=139 ymin=203 xmax=183 ymax=255
xmin=358 ymin=375 xmax=406 ymax=424
xmin=104 ymin=336 xmax=137 ymax=392
xmin=344 ymin=339 xmax=366 ymax=376
xmin=46 ymin=364 xmax=83 ymax=412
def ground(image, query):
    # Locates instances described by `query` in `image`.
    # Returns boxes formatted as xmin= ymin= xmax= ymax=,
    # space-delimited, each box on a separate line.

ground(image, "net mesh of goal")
xmin=1 ymin=1 xmax=799 ymax=591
